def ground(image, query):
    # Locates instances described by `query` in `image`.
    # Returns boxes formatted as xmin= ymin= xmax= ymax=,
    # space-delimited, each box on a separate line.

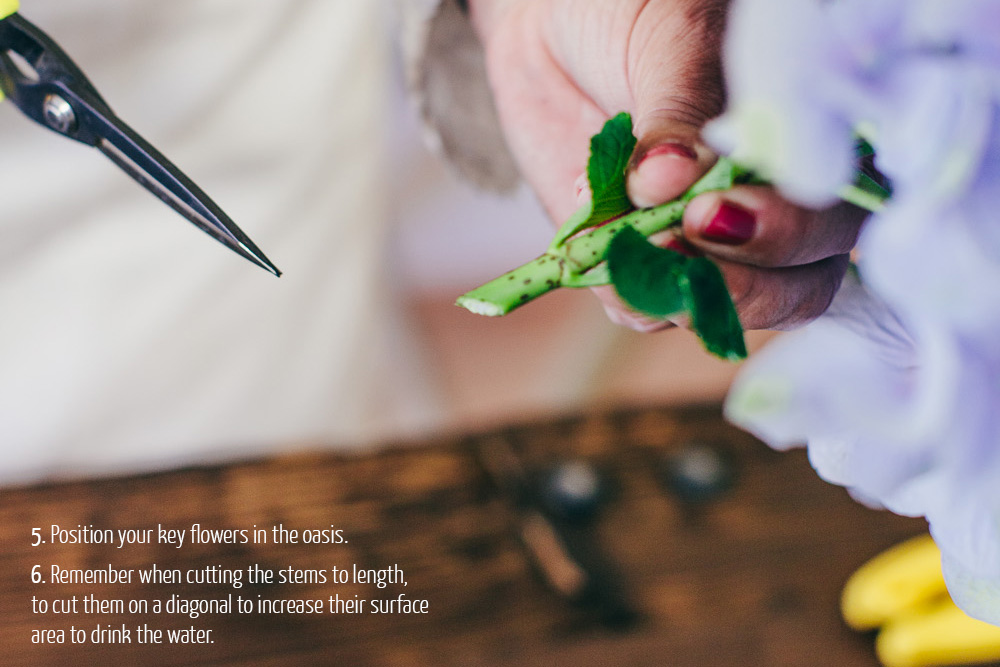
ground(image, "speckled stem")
xmin=455 ymin=253 xmax=565 ymax=316
xmin=456 ymin=200 xmax=686 ymax=316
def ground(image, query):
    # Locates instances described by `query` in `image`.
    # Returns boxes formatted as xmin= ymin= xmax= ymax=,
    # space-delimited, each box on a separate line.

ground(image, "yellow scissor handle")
xmin=0 ymin=0 xmax=18 ymax=21
xmin=843 ymin=534 xmax=1000 ymax=667
xmin=0 ymin=0 xmax=20 ymax=101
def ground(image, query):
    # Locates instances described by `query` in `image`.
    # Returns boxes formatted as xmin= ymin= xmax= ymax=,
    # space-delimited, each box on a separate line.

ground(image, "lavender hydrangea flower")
xmin=727 ymin=273 xmax=1000 ymax=624
xmin=702 ymin=0 xmax=858 ymax=206
xmin=713 ymin=0 xmax=1000 ymax=623
xmin=863 ymin=121 xmax=1000 ymax=342
xmin=708 ymin=0 xmax=1000 ymax=207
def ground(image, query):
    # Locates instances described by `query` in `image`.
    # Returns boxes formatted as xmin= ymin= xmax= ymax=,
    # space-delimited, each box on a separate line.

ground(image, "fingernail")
xmin=629 ymin=143 xmax=699 ymax=208
xmin=702 ymin=203 xmax=756 ymax=245
xmin=637 ymin=142 xmax=697 ymax=165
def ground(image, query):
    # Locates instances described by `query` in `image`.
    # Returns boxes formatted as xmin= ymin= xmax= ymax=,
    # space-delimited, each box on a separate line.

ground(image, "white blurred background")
xmin=0 ymin=0 xmax=763 ymax=485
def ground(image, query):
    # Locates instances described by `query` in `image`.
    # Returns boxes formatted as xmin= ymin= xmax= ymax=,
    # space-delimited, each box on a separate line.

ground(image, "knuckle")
xmin=765 ymin=202 xmax=813 ymax=267
xmin=824 ymin=202 xmax=866 ymax=253
xmin=724 ymin=264 xmax=759 ymax=311
xmin=776 ymin=214 xmax=812 ymax=267
xmin=779 ymin=255 xmax=851 ymax=330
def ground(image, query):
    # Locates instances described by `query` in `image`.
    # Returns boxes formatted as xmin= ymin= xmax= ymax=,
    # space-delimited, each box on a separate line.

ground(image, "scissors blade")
xmin=95 ymin=118 xmax=281 ymax=277
xmin=0 ymin=12 xmax=280 ymax=276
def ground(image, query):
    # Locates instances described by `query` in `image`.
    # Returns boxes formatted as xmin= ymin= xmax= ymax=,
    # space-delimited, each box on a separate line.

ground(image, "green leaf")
xmin=682 ymin=257 xmax=747 ymax=361
xmin=550 ymin=202 xmax=593 ymax=249
xmin=854 ymin=170 xmax=890 ymax=200
xmin=588 ymin=112 xmax=637 ymax=221
xmin=854 ymin=136 xmax=876 ymax=159
xmin=843 ymin=135 xmax=891 ymax=211
xmin=551 ymin=112 xmax=637 ymax=247
xmin=606 ymin=226 xmax=687 ymax=318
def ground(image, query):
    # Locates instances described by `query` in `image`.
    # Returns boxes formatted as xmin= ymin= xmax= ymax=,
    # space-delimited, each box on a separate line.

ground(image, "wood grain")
xmin=1 ymin=405 xmax=932 ymax=666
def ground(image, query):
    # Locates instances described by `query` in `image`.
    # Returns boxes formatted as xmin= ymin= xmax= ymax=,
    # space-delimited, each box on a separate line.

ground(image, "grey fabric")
xmin=409 ymin=0 xmax=520 ymax=192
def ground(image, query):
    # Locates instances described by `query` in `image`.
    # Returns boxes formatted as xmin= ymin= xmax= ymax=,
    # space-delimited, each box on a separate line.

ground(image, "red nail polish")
xmin=702 ymin=203 xmax=756 ymax=244
xmin=638 ymin=142 xmax=698 ymax=163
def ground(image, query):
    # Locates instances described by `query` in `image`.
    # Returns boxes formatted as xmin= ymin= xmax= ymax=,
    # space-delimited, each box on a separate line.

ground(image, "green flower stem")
xmin=456 ymin=200 xmax=686 ymax=316
xmin=838 ymin=183 xmax=888 ymax=213
xmin=563 ymin=201 xmax=686 ymax=266
xmin=454 ymin=254 xmax=565 ymax=316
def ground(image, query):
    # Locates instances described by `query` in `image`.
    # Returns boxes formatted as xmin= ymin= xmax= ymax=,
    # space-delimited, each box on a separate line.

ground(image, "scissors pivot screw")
xmin=42 ymin=93 xmax=75 ymax=133
xmin=0 ymin=11 xmax=280 ymax=275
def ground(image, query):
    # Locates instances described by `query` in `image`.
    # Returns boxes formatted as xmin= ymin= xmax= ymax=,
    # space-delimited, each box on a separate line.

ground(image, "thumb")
xmin=625 ymin=2 xmax=727 ymax=208
xmin=627 ymin=109 xmax=718 ymax=208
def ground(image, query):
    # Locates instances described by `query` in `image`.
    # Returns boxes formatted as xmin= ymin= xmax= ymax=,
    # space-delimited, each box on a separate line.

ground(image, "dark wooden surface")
xmin=1 ymin=405 xmax=928 ymax=666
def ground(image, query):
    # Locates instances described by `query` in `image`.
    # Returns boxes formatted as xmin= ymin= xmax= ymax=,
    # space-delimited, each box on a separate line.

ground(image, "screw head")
xmin=661 ymin=443 xmax=735 ymax=504
xmin=542 ymin=460 xmax=605 ymax=523
xmin=42 ymin=94 xmax=76 ymax=134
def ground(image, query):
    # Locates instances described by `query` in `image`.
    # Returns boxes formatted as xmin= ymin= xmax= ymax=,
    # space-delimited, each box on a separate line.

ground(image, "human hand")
xmin=467 ymin=0 xmax=867 ymax=331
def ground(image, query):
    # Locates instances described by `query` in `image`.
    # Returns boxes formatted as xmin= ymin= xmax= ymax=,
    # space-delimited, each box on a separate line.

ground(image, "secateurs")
xmin=0 ymin=1 xmax=280 ymax=276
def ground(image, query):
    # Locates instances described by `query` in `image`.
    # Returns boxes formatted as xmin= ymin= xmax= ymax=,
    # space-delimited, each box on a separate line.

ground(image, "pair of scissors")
xmin=0 ymin=1 xmax=280 ymax=276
